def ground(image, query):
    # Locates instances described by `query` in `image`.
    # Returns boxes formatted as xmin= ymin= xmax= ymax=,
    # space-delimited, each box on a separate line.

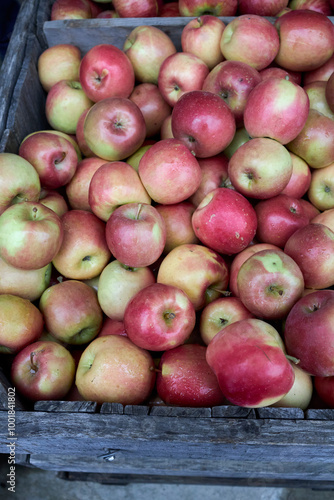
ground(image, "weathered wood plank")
xmin=100 ymin=403 xmax=124 ymax=414
xmin=34 ymin=401 xmax=97 ymax=413
xmin=306 ymin=409 xmax=334 ymax=420
xmin=212 ymin=405 xmax=256 ymax=418
xmin=256 ymin=407 xmax=305 ymax=419
xmin=0 ymin=369 xmax=25 ymax=411
xmin=0 ymin=128 xmax=21 ymax=154
xmin=149 ymin=406 xmax=212 ymax=417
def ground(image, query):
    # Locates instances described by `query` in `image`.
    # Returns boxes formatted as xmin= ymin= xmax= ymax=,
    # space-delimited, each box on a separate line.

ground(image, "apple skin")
xmin=178 ymin=0 xmax=238 ymax=16
xmin=45 ymin=80 xmax=93 ymax=135
xmin=124 ymin=283 xmax=196 ymax=351
xmin=160 ymin=114 xmax=173 ymax=140
xmin=52 ymin=209 xmax=111 ymax=280
xmin=75 ymin=335 xmax=156 ymax=405
xmin=228 ymin=138 xmax=293 ymax=199
xmin=288 ymin=0 xmax=332 ymax=16
xmin=126 ymin=144 xmax=154 ymax=172
xmin=75 ymin=108 xmax=95 ymax=158
xmin=0 ymin=258 xmax=51 ymax=302
xmin=191 ymin=187 xmax=257 ymax=256
xmin=105 ymin=203 xmax=166 ymax=268
xmin=38 ymin=44 xmax=81 ymax=93
xmin=40 ymin=280 xmax=103 ymax=345
xmin=160 ymin=2 xmax=180 ymax=16
xmin=274 ymin=10 xmax=334 ymax=72
xmin=97 ymin=259 xmax=155 ymax=321
xmin=123 ymin=26 xmax=176 ymax=85
xmin=23 ymin=129 xmax=82 ymax=162
xmin=97 ymin=318 xmax=127 ymax=338
xmin=284 ymin=223 xmax=334 ymax=289
xmin=220 ymin=15 xmax=280 ymax=71
xmin=51 ymin=0 xmax=92 ymax=20
xmin=206 ymin=318 xmax=295 ymax=408
xmin=79 ymin=44 xmax=135 ymax=102
xmin=66 ymin=157 xmax=107 ymax=211
xmin=112 ymin=0 xmax=159 ymax=17
xmin=243 ymin=77 xmax=310 ymax=145
xmin=255 ymin=194 xmax=313 ymax=248
xmin=307 ymin=162 xmax=334 ymax=211
xmin=311 ymin=208 xmax=334 ymax=232
xmin=200 ymin=296 xmax=254 ymax=345
xmin=0 ymin=295 xmax=44 ymax=354
xmin=39 ymin=189 xmax=68 ymax=218
xmin=304 ymin=80 xmax=334 ymax=120
xmin=171 ymin=90 xmax=236 ymax=158
xmin=237 ymin=249 xmax=304 ymax=320
xmin=0 ymin=152 xmax=41 ymax=215
xmin=259 ymin=66 xmax=302 ymax=85
xmin=138 ymin=139 xmax=202 ymax=204
xmin=0 ymin=202 xmax=63 ymax=271
xmin=181 ymin=15 xmax=226 ymax=70
xmin=19 ymin=132 xmax=78 ymax=190
xmin=314 ymin=376 xmax=334 ymax=408
xmin=303 ymin=53 xmax=334 ymax=85
xmin=287 ymin=109 xmax=334 ymax=169
xmin=284 ymin=290 xmax=334 ymax=376
xmin=326 ymin=72 xmax=334 ymax=113
xmin=11 ymin=341 xmax=76 ymax=401
xmin=88 ymin=161 xmax=151 ymax=222
xmin=280 ymin=152 xmax=311 ymax=199
xmin=202 ymin=60 xmax=261 ymax=127
xmin=223 ymin=127 xmax=251 ymax=159
xmin=271 ymin=363 xmax=313 ymax=410
xmin=238 ymin=0 xmax=289 ymax=15
xmin=129 ymin=83 xmax=171 ymax=138
xmin=158 ymin=52 xmax=209 ymax=107
xmin=156 ymin=344 xmax=225 ymax=407
xmin=157 ymin=243 xmax=229 ymax=311
xmin=83 ymin=98 xmax=146 ymax=162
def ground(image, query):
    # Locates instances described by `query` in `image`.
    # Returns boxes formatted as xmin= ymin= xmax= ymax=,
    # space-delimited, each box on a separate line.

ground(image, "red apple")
xmin=39 ymin=189 xmax=68 ymax=218
xmin=304 ymin=80 xmax=334 ymax=120
xmin=280 ymin=152 xmax=311 ymax=198
xmin=65 ymin=157 xmax=107 ymax=211
xmin=97 ymin=318 xmax=127 ymax=337
xmin=311 ymin=207 xmax=334 ymax=232
xmin=178 ymin=0 xmax=238 ymax=15
xmin=112 ymin=0 xmax=159 ymax=16
xmin=259 ymin=66 xmax=302 ymax=85
xmin=160 ymin=2 xmax=180 ymax=16
xmin=238 ymin=0 xmax=289 ymax=15
xmin=38 ymin=44 xmax=81 ymax=93
xmin=96 ymin=9 xmax=119 ymax=18
xmin=315 ymin=376 xmax=334 ymax=408
xmin=303 ymin=53 xmax=334 ymax=85
xmin=51 ymin=0 xmax=92 ymax=20
xmin=288 ymin=0 xmax=332 ymax=15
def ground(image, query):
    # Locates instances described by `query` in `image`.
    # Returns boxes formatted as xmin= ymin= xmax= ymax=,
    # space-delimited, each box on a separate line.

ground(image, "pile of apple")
xmin=1 ymin=8 xmax=334 ymax=411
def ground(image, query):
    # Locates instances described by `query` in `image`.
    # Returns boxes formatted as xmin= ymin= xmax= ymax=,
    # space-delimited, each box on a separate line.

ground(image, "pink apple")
xmin=129 ymin=83 xmax=171 ymax=137
xmin=303 ymin=53 xmax=334 ymax=85
xmin=83 ymin=98 xmax=146 ymax=161
xmin=238 ymin=0 xmax=289 ymax=15
xmin=51 ymin=0 xmax=92 ymax=20
xmin=124 ymin=283 xmax=196 ymax=351
xmin=39 ymin=189 xmax=68 ymax=218
xmin=288 ymin=0 xmax=332 ymax=15
xmin=181 ymin=15 xmax=226 ymax=70
xmin=315 ymin=376 xmax=334 ymax=408
xmin=178 ymin=0 xmax=238 ymax=15
xmin=97 ymin=318 xmax=127 ymax=338
xmin=280 ymin=152 xmax=311 ymax=198
xmin=192 ymin=187 xmax=257 ymax=255
xmin=160 ymin=2 xmax=180 ymax=16
xmin=307 ymin=162 xmax=334 ymax=211
xmin=171 ymin=90 xmax=236 ymax=158
xmin=105 ymin=203 xmax=166 ymax=267
xmin=284 ymin=290 xmax=334 ymax=376
xmin=206 ymin=318 xmax=295 ymax=408
xmin=311 ymin=208 xmax=334 ymax=232
xmin=138 ymin=138 xmax=202 ymax=204
xmin=259 ymin=66 xmax=302 ymax=85
xmin=96 ymin=9 xmax=119 ymax=18
xmin=156 ymin=343 xmax=225 ymax=407
xmin=0 ymin=294 xmax=44 ymax=354
xmin=220 ymin=15 xmax=280 ymax=71
xmin=38 ymin=44 xmax=81 ymax=93
xmin=79 ymin=44 xmax=135 ymax=102
xmin=0 ymin=258 xmax=51 ymax=302
xmin=244 ymin=77 xmax=310 ymax=145
xmin=112 ymin=0 xmax=159 ymax=16
xmin=65 ymin=157 xmax=107 ymax=211
xmin=304 ymin=80 xmax=334 ymax=120
xmin=11 ymin=341 xmax=76 ymax=401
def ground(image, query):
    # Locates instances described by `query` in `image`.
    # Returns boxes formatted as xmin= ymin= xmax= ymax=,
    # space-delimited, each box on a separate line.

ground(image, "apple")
xmin=238 ymin=0 xmax=289 ymax=15
xmin=83 ymin=97 xmax=146 ymax=161
xmin=326 ymin=72 xmax=334 ymax=113
xmin=158 ymin=52 xmax=209 ymax=107
xmin=75 ymin=335 xmax=156 ymax=404
xmin=206 ymin=318 xmax=295 ymax=408
xmin=51 ymin=0 xmax=92 ymax=20
xmin=39 ymin=189 xmax=68 ymax=218
xmin=97 ymin=317 xmax=127 ymax=337
xmin=200 ymin=296 xmax=254 ymax=345
xmin=88 ymin=161 xmax=151 ymax=222
xmin=287 ymin=109 xmax=334 ymax=169
xmin=129 ymin=83 xmax=171 ymax=137
xmin=124 ymin=283 xmax=196 ymax=351
xmin=138 ymin=138 xmax=202 ymax=205
xmin=123 ymin=26 xmax=177 ymax=85
xmin=271 ymin=363 xmax=313 ymax=410
xmin=160 ymin=2 xmax=180 ymax=16
xmin=288 ymin=0 xmax=332 ymax=15
xmin=243 ymin=77 xmax=310 ymax=145
xmin=0 ymin=294 xmax=44 ymax=354
xmin=202 ymin=60 xmax=261 ymax=127
xmin=298 ymin=198 xmax=320 ymax=220
xmin=237 ymin=248 xmax=304 ymax=320
xmin=307 ymin=162 xmax=334 ymax=211
xmin=314 ymin=376 xmax=334 ymax=408
xmin=160 ymin=114 xmax=173 ymax=140
xmin=303 ymin=53 xmax=334 ymax=85
xmin=112 ymin=0 xmax=159 ymax=16
xmin=126 ymin=144 xmax=154 ymax=172
xmin=228 ymin=138 xmax=293 ymax=199
xmin=259 ymin=66 xmax=302 ymax=85
xmin=284 ymin=223 xmax=334 ymax=289
xmin=52 ymin=209 xmax=111 ymax=280
xmin=155 ymin=201 xmax=199 ymax=254
xmin=171 ymin=90 xmax=236 ymax=158
xmin=280 ymin=152 xmax=311 ymax=198
xmin=97 ymin=259 xmax=155 ymax=321
xmin=189 ymin=153 xmax=232 ymax=207
xmin=156 ymin=344 xmax=225 ymax=407
xmin=304 ymin=80 xmax=334 ymax=120
xmin=86 ymin=0 xmax=104 ymax=17
xmin=23 ymin=129 xmax=82 ymax=161
xmin=191 ymin=187 xmax=258 ymax=255
xmin=223 ymin=127 xmax=251 ymax=159
xmin=0 ymin=201 xmax=63 ymax=270
xmin=178 ymin=0 xmax=238 ymax=16
xmin=0 ymin=152 xmax=40 ymax=215
xmin=157 ymin=243 xmax=229 ymax=311
xmin=19 ymin=132 xmax=78 ymax=189
xmin=311 ymin=207 xmax=334 ymax=232
xmin=220 ymin=15 xmax=280 ymax=71
xmin=229 ymin=243 xmax=281 ymax=297
xmin=40 ymin=279 xmax=103 ymax=345
xmin=75 ymin=108 xmax=95 ymax=158
xmin=181 ymin=15 xmax=226 ymax=70
xmin=0 ymin=258 xmax=51 ymax=302
xmin=38 ymin=44 xmax=81 ymax=93
xmin=255 ymin=194 xmax=313 ymax=248
xmin=45 ymin=80 xmax=93 ymax=135
xmin=11 ymin=341 xmax=76 ymax=401
xmin=96 ymin=9 xmax=119 ymax=18
xmin=274 ymin=10 xmax=334 ymax=72
xmin=105 ymin=203 xmax=166 ymax=268
xmin=65 ymin=157 xmax=107 ymax=211
xmin=284 ymin=290 xmax=334 ymax=376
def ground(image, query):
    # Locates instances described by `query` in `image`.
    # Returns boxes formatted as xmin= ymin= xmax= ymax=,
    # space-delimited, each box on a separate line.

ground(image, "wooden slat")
xmin=0 ymin=369 xmax=25 ymax=411
xmin=100 ymin=403 xmax=124 ymax=414
xmin=256 ymin=407 xmax=305 ymax=419
xmin=306 ymin=409 xmax=334 ymax=420
xmin=34 ymin=401 xmax=97 ymax=413
xmin=149 ymin=406 xmax=212 ymax=417
xmin=212 ymin=405 xmax=256 ymax=418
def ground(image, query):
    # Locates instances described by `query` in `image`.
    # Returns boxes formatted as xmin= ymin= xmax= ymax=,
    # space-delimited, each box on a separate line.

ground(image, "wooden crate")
xmin=0 ymin=4 xmax=334 ymax=487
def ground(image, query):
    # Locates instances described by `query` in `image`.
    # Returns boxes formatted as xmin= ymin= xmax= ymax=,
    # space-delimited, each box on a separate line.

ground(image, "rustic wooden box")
xmin=0 ymin=2 xmax=334 ymax=488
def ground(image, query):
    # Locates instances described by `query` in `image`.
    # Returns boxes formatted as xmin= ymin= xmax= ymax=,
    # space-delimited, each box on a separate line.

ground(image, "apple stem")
xmin=286 ymin=355 xmax=300 ymax=365
xmin=30 ymin=351 xmax=38 ymax=373
xmin=135 ymin=203 xmax=142 ymax=220
xmin=211 ymin=289 xmax=232 ymax=296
